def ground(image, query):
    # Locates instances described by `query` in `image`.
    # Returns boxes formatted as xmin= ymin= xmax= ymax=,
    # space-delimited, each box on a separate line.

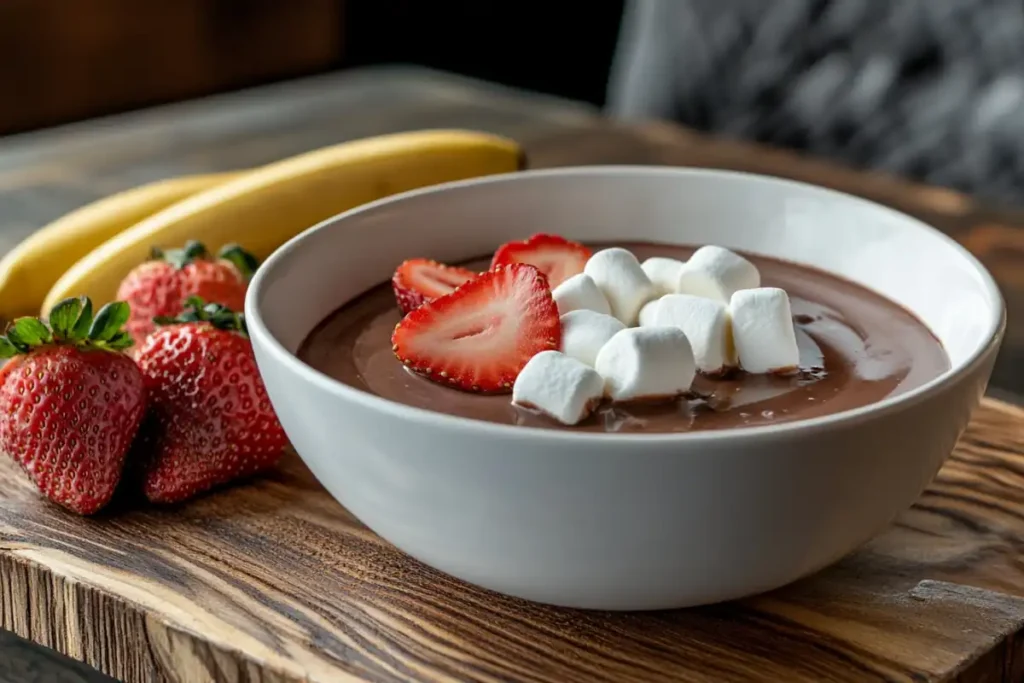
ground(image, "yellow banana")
xmin=43 ymin=130 xmax=524 ymax=314
xmin=0 ymin=173 xmax=237 ymax=318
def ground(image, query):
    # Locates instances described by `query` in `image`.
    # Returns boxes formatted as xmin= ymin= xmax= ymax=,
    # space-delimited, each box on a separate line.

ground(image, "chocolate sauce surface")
xmin=297 ymin=243 xmax=949 ymax=433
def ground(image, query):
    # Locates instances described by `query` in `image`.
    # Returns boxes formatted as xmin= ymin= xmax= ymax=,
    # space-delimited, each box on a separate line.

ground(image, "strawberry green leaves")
xmin=217 ymin=243 xmax=259 ymax=280
xmin=0 ymin=315 xmax=53 ymax=358
xmin=7 ymin=317 xmax=52 ymax=347
xmin=49 ymin=296 xmax=87 ymax=338
xmin=89 ymin=301 xmax=132 ymax=345
xmin=0 ymin=317 xmax=52 ymax=358
xmin=153 ymin=296 xmax=248 ymax=337
xmin=148 ymin=240 xmax=259 ymax=278
xmin=150 ymin=240 xmax=209 ymax=270
xmin=0 ymin=297 xmax=135 ymax=358
xmin=52 ymin=297 xmax=133 ymax=351
xmin=0 ymin=338 xmax=16 ymax=358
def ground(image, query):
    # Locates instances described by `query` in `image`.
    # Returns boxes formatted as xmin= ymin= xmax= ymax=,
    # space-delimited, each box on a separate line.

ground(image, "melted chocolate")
xmin=297 ymin=244 xmax=949 ymax=433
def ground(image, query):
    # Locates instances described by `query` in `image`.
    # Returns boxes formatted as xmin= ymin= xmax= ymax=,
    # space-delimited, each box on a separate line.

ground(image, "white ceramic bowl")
xmin=246 ymin=167 xmax=1004 ymax=610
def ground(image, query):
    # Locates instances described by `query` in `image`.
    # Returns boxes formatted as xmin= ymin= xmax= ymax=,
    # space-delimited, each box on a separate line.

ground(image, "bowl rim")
xmin=246 ymin=165 xmax=1006 ymax=444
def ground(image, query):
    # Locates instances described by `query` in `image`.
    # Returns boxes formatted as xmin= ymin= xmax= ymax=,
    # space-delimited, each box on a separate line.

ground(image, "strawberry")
xmin=116 ymin=240 xmax=258 ymax=348
xmin=0 ymin=297 xmax=145 ymax=515
xmin=391 ymin=258 xmax=477 ymax=314
xmin=134 ymin=297 xmax=287 ymax=504
xmin=391 ymin=264 xmax=560 ymax=393
xmin=490 ymin=233 xmax=591 ymax=289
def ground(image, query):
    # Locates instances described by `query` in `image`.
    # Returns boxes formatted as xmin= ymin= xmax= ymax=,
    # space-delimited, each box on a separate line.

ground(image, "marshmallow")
xmin=641 ymin=257 xmax=686 ymax=295
xmin=594 ymin=327 xmax=696 ymax=402
xmin=560 ymin=309 xmax=626 ymax=367
xmin=651 ymin=294 xmax=733 ymax=374
xmin=730 ymin=287 xmax=799 ymax=374
xmin=637 ymin=298 xmax=663 ymax=327
xmin=583 ymin=248 xmax=656 ymax=325
xmin=512 ymin=350 xmax=605 ymax=425
xmin=676 ymin=245 xmax=760 ymax=303
xmin=551 ymin=273 xmax=612 ymax=317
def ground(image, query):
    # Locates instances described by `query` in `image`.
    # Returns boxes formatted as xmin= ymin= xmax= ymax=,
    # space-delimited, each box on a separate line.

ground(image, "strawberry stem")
xmin=217 ymin=243 xmax=259 ymax=280
xmin=150 ymin=240 xmax=209 ymax=270
xmin=0 ymin=297 xmax=134 ymax=358
xmin=153 ymin=296 xmax=248 ymax=337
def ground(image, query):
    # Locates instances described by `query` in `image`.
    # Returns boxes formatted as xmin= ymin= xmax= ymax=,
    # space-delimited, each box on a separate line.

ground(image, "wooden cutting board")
xmin=1 ymin=396 xmax=1024 ymax=683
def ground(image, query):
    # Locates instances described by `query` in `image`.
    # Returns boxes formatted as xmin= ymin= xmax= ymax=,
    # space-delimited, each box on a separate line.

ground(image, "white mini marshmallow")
xmin=560 ymin=310 xmax=626 ymax=367
xmin=594 ymin=327 xmax=696 ymax=402
xmin=676 ymin=245 xmax=760 ymax=303
xmin=512 ymin=350 xmax=605 ymax=425
xmin=637 ymin=298 xmax=663 ymax=327
xmin=551 ymin=273 xmax=612 ymax=316
xmin=583 ymin=248 xmax=656 ymax=325
xmin=652 ymin=294 xmax=733 ymax=374
xmin=730 ymin=287 xmax=800 ymax=374
xmin=641 ymin=257 xmax=686 ymax=295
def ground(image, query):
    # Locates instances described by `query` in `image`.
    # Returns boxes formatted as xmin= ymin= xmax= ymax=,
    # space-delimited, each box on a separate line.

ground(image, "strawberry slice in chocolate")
xmin=391 ymin=264 xmax=561 ymax=393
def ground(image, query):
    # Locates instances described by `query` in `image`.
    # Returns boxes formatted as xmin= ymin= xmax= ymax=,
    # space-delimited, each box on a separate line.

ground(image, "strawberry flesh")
xmin=392 ymin=258 xmax=477 ymax=314
xmin=392 ymin=264 xmax=560 ymax=393
xmin=490 ymin=233 xmax=592 ymax=289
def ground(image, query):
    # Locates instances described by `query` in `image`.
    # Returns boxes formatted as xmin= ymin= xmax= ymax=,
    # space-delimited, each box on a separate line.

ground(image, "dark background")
xmin=7 ymin=0 xmax=1023 ymax=204
xmin=0 ymin=0 xmax=624 ymax=137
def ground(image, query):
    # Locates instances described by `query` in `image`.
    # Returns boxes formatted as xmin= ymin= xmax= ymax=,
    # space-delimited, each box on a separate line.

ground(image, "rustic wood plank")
xmin=1 ymin=398 xmax=1024 ymax=682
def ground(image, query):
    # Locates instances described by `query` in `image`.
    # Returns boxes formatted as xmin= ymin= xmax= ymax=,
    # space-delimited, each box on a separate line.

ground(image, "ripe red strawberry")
xmin=490 ymin=233 xmax=591 ymax=288
xmin=0 ymin=297 xmax=145 ymax=515
xmin=116 ymin=240 xmax=257 ymax=348
xmin=391 ymin=258 xmax=477 ymax=314
xmin=391 ymin=264 xmax=560 ymax=393
xmin=134 ymin=297 xmax=287 ymax=504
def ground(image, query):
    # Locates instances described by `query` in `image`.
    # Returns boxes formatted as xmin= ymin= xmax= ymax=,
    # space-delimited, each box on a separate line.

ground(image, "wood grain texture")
xmin=1 ymin=398 xmax=1024 ymax=683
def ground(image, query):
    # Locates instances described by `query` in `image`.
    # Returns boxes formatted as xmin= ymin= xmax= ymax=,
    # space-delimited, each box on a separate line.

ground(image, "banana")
xmin=0 ymin=173 xmax=237 ymax=318
xmin=43 ymin=130 xmax=525 ymax=314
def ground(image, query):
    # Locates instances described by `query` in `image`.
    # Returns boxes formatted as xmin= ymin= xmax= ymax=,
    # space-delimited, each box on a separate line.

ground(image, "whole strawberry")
xmin=116 ymin=240 xmax=257 ymax=348
xmin=0 ymin=297 xmax=145 ymax=514
xmin=135 ymin=297 xmax=287 ymax=503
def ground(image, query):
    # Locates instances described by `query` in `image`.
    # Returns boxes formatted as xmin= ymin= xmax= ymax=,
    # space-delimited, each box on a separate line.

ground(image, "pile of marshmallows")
xmin=512 ymin=245 xmax=803 ymax=425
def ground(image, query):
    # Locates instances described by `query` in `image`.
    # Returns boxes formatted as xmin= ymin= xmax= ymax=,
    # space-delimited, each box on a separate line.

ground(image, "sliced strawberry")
xmin=490 ymin=233 xmax=592 ymax=289
xmin=392 ymin=258 xmax=477 ymax=314
xmin=392 ymin=264 xmax=561 ymax=393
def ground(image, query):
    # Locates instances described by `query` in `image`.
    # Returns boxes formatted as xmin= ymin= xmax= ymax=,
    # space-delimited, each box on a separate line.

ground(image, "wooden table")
xmin=3 ymin=66 xmax=1024 ymax=682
